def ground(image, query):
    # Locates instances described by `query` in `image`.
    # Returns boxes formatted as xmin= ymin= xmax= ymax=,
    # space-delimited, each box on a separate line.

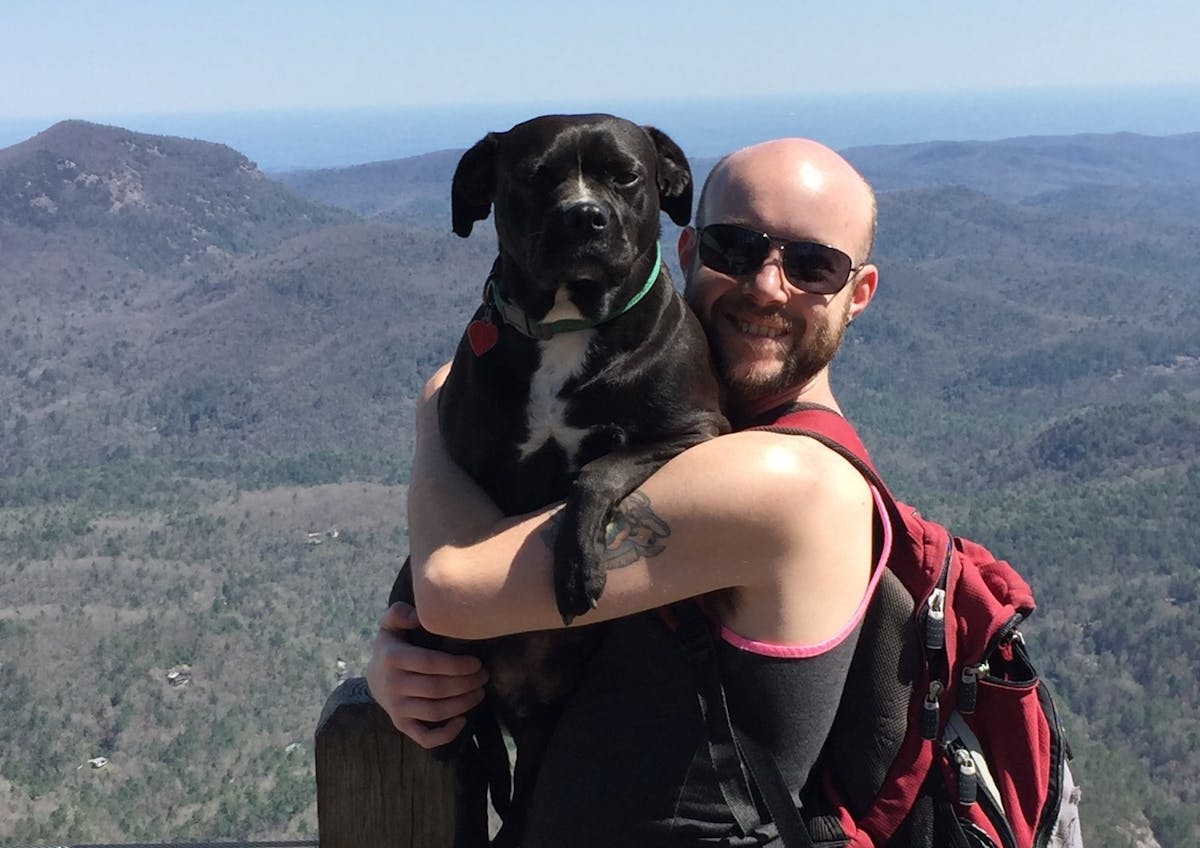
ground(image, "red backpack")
xmin=675 ymin=404 xmax=1080 ymax=848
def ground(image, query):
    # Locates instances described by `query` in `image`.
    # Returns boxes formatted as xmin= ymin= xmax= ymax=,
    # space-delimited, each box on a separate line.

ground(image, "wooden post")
xmin=315 ymin=676 xmax=456 ymax=848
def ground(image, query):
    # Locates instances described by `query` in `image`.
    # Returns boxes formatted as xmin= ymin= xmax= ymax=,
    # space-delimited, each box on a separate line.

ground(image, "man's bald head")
xmin=695 ymin=139 xmax=877 ymax=265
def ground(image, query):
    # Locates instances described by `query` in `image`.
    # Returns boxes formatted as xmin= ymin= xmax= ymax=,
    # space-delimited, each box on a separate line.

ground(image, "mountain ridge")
xmin=1 ymin=119 xmax=355 ymax=272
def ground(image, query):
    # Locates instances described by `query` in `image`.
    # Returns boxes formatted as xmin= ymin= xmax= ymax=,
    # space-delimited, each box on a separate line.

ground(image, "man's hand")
xmin=365 ymin=601 xmax=488 ymax=749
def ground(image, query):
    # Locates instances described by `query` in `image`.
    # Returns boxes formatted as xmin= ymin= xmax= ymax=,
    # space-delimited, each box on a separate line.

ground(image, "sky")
xmin=5 ymin=0 xmax=1200 ymax=120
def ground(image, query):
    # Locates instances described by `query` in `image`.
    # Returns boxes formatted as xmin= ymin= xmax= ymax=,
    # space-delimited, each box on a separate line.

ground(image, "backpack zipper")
xmin=944 ymin=737 xmax=1017 ymax=848
xmin=921 ymin=539 xmax=953 ymax=652
xmin=959 ymin=660 xmax=988 ymax=714
xmin=919 ymin=540 xmax=954 ymax=739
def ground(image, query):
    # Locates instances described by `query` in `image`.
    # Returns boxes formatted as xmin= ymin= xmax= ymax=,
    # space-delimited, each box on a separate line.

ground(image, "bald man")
xmin=369 ymin=139 xmax=885 ymax=843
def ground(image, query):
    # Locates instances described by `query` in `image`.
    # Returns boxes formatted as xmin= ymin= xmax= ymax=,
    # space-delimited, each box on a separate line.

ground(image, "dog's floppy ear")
xmin=644 ymin=126 xmax=693 ymax=227
xmin=451 ymin=133 xmax=499 ymax=237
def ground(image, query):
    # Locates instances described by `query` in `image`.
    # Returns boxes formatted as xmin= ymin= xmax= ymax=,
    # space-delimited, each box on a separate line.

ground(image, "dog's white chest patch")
xmin=517 ymin=318 xmax=596 ymax=469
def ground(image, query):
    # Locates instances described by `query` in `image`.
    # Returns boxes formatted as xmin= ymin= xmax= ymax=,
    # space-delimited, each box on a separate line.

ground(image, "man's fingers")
xmin=365 ymin=607 xmax=487 ymax=750
xmin=377 ymin=636 xmax=485 ymax=677
xmin=392 ymin=688 xmax=486 ymax=724
xmin=393 ymin=668 xmax=489 ymax=700
xmin=395 ymin=716 xmax=468 ymax=750
xmin=374 ymin=605 xmax=485 ymax=677
xmin=379 ymin=601 xmax=420 ymax=631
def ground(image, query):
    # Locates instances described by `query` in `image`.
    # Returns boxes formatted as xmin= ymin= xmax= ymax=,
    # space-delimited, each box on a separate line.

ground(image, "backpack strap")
xmin=749 ymin=403 xmax=918 ymax=545
xmin=670 ymin=601 xmax=816 ymax=847
xmin=748 ymin=402 xmax=881 ymax=485
xmin=667 ymin=602 xmax=761 ymax=836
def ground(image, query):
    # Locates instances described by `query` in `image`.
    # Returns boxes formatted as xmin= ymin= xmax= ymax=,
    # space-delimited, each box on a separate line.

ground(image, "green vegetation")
xmin=0 ymin=461 xmax=408 ymax=844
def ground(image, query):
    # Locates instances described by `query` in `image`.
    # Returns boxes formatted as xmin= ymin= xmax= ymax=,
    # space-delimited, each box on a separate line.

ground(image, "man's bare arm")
xmin=539 ymin=491 xmax=671 ymax=571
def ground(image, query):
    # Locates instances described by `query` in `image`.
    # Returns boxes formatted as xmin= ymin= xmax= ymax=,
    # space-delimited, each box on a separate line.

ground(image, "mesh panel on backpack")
xmin=823 ymin=568 xmax=921 ymax=817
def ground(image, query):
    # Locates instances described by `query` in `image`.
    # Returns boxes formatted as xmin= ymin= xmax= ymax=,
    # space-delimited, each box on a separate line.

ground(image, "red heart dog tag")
xmin=467 ymin=319 xmax=499 ymax=356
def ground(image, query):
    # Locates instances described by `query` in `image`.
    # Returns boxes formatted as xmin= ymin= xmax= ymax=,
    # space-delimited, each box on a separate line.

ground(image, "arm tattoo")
xmin=538 ymin=492 xmax=671 ymax=570
xmin=600 ymin=491 xmax=670 ymax=570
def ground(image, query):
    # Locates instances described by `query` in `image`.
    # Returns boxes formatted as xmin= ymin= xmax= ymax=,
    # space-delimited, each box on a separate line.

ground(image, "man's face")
xmin=681 ymin=154 xmax=867 ymax=413
xmin=683 ymin=249 xmax=853 ymax=411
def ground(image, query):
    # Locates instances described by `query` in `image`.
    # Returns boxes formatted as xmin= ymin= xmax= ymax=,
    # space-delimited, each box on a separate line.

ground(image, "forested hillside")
xmin=1 ymin=122 xmax=1197 ymax=846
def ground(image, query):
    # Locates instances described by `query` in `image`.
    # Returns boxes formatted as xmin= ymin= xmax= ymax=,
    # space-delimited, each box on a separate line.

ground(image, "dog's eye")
xmin=611 ymin=171 xmax=640 ymax=188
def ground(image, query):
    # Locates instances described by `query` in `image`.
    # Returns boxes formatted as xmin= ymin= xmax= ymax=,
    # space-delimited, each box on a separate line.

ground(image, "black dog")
xmin=390 ymin=114 xmax=727 ymax=847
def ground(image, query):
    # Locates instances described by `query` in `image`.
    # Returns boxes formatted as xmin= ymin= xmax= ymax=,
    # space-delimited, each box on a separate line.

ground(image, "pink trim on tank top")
xmin=717 ymin=484 xmax=894 ymax=658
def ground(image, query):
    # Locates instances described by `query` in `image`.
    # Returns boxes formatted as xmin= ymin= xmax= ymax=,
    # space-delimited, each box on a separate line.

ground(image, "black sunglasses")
xmin=697 ymin=223 xmax=860 ymax=295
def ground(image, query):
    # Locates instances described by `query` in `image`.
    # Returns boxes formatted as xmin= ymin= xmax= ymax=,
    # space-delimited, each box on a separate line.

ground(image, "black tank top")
xmin=522 ymin=480 xmax=892 ymax=846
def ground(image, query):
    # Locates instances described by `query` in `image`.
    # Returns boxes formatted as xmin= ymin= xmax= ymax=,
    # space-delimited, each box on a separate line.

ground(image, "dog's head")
xmin=451 ymin=114 xmax=692 ymax=312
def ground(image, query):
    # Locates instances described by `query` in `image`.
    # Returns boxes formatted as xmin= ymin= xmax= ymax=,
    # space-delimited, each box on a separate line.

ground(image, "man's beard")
xmin=706 ymin=300 xmax=850 ymax=410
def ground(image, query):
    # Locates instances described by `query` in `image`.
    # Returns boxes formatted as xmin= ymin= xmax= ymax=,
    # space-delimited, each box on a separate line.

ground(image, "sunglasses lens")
xmin=698 ymin=225 xmax=855 ymax=294
xmin=781 ymin=242 xmax=854 ymax=294
xmin=698 ymin=224 xmax=768 ymax=275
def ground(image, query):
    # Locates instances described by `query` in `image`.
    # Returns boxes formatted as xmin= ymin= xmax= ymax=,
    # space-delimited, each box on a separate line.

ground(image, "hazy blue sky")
xmin=5 ymin=0 xmax=1200 ymax=120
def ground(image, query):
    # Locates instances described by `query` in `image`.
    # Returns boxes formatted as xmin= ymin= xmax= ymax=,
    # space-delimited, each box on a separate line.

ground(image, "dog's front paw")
xmin=552 ymin=516 xmax=607 ymax=625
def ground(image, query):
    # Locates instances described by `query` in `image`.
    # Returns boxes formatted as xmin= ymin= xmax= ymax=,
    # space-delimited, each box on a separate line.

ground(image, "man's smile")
xmin=724 ymin=310 xmax=792 ymax=341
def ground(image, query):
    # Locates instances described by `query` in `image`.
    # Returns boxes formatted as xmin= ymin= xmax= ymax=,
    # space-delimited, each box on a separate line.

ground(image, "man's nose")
xmin=742 ymin=248 xmax=789 ymax=304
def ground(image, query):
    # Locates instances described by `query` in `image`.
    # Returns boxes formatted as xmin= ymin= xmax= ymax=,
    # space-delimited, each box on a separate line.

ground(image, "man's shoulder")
xmin=720 ymin=428 xmax=866 ymax=478
xmin=683 ymin=429 xmax=870 ymax=509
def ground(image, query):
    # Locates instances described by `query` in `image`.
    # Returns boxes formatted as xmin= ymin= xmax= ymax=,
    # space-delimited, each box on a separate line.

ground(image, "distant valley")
xmin=1 ymin=120 xmax=1198 ymax=846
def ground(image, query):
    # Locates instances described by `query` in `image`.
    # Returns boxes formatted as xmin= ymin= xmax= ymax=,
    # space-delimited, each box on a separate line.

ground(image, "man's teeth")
xmin=736 ymin=320 xmax=788 ymax=338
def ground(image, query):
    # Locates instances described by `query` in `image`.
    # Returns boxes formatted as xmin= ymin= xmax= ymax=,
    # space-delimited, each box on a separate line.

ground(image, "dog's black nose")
xmin=562 ymin=201 xmax=609 ymax=232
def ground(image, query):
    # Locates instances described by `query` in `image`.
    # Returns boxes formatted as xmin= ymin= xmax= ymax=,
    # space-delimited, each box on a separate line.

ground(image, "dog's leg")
xmin=553 ymin=427 xmax=722 ymax=621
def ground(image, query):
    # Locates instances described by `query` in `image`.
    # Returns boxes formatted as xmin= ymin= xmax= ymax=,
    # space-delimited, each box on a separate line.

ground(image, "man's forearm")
xmin=407 ymin=413 xmax=504 ymax=564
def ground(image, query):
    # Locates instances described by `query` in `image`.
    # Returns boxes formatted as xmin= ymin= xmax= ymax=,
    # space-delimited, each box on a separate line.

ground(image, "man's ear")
xmin=677 ymin=225 xmax=698 ymax=273
xmin=644 ymin=126 xmax=693 ymax=227
xmin=847 ymin=264 xmax=879 ymax=323
xmin=451 ymin=133 xmax=498 ymax=237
